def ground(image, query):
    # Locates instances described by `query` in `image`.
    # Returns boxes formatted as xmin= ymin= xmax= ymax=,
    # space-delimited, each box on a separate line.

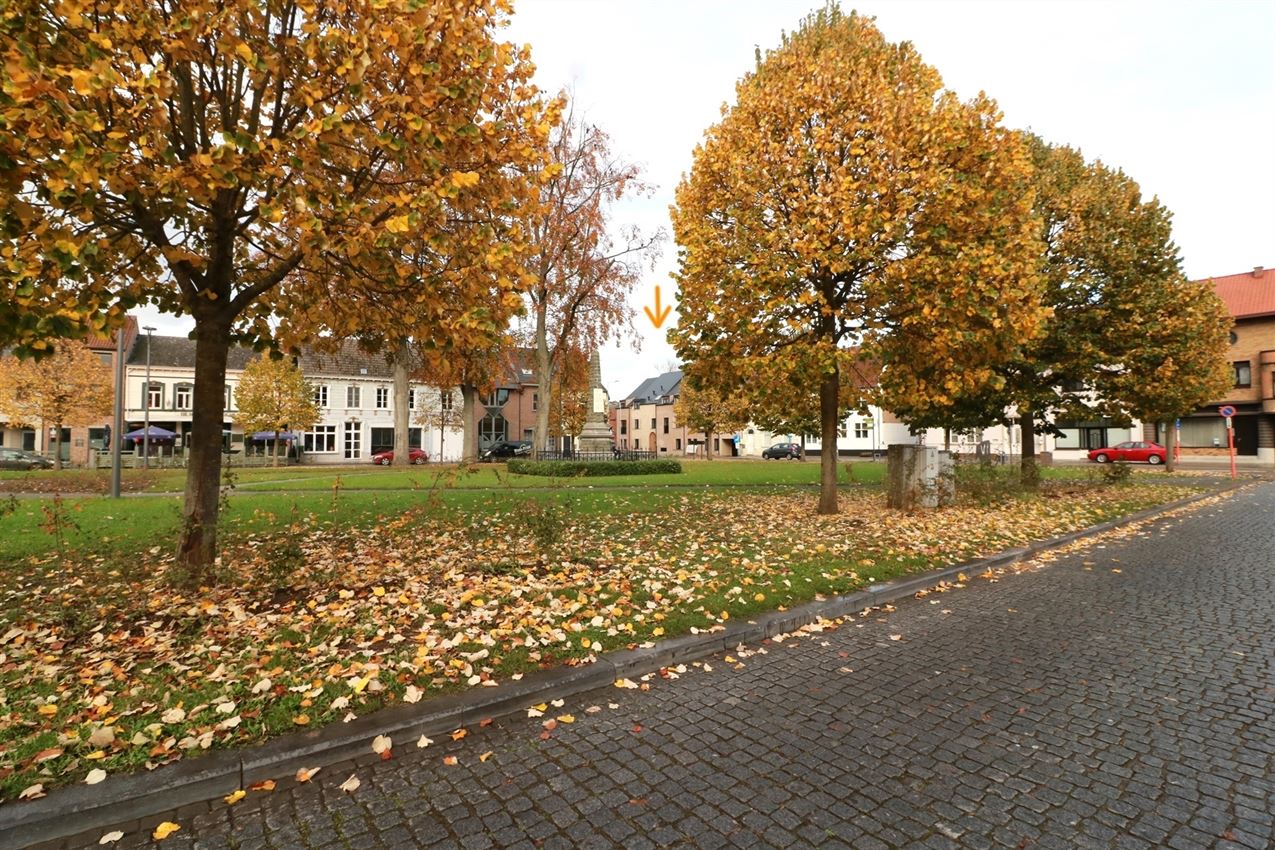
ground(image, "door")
xmin=1233 ymin=416 xmax=1258 ymax=456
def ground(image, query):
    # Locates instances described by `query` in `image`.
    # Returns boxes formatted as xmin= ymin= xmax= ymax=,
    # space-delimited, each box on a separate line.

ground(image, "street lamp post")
xmin=142 ymin=325 xmax=155 ymax=469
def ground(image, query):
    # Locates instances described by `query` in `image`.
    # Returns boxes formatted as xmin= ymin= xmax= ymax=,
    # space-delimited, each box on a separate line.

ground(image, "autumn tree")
xmin=234 ymin=356 xmax=319 ymax=467
xmin=673 ymin=381 xmax=749 ymax=461
xmin=0 ymin=341 xmax=112 ymax=470
xmin=894 ymin=135 xmax=1228 ymax=484
xmin=671 ymin=6 xmax=1045 ymax=513
xmin=1 ymin=0 xmax=554 ymax=578
xmin=416 ymin=338 xmax=514 ymax=463
xmin=546 ymin=344 xmax=589 ymax=445
xmin=526 ymin=104 xmax=662 ymax=452
xmin=1095 ymin=274 xmax=1232 ymax=472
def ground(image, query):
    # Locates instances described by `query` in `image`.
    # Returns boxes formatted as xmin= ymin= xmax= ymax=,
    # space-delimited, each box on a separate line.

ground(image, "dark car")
xmin=371 ymin=448 xmax=428 ymax=466
xmin=1087 ymin=441 xmax=1166 ymax=465
xmin=762 ymin=442 xmax=803 ymax=460
xmin=0 ymin=448 xmax=55 ymax=470
xmin=481 ymin=440 xmax=532 ymax=461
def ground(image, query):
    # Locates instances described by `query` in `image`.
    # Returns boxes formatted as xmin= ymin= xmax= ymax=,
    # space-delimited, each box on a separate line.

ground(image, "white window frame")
xmin=305 ymin=424 xmax=337 ymax=453
xmin=853 ymin=421 xmax=869 ymax=439
xmin=313 ymin=385 xmax=328 ymax=408
xmin=440 ymin=391 xmax=454 ymax=411
xmin=375 ymin=386 xmax=389 ymax=409
xmin=343 ymin=421 xmax=362 ymax=459
xmin=346 ymin=385 xmax=361 ymax=409
xmin=145 ymin=382 xmax=163 ymax=410
xmin=175 ymin=384 xmax=193 ymax=411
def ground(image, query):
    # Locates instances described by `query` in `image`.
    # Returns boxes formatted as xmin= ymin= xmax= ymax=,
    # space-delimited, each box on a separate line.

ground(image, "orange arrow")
xmin=644 ymin=285 xmax=672 ymax=329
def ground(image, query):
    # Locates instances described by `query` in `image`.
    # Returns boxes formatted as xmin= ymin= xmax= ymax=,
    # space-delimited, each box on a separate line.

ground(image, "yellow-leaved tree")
xmin=1 ymin=0 xmax=555 ymax=579
xmin=672 ymin=380 xmax=750 ymax=461
xmin=671 ymin=6 xmax=1045 ymax=513
xmin=0 ymin=341 xmax=113 ymax=470
xmin=233 ymin=357 xmax=319 ymax=467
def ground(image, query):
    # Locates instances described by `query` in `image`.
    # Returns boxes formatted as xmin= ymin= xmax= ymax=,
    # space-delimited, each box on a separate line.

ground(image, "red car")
xmin=1087 ymin=441 xmax=1166 ymax=465
xmin=371 ymin=448 xmax=428 ymax=465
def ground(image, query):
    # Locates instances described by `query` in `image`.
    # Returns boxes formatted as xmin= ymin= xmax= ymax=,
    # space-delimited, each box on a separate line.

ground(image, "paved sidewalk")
xmin=43 ymin=483 xmax=1275 ymax=850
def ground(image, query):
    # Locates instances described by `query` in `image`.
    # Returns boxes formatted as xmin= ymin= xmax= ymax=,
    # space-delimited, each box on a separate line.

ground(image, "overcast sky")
xmin=138 ymin=0 xmax=1275 ymax=400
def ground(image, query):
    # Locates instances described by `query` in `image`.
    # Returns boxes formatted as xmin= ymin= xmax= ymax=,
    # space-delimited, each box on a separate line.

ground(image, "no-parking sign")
xmin=1219 ymin=405 xmax=1236 ymax=418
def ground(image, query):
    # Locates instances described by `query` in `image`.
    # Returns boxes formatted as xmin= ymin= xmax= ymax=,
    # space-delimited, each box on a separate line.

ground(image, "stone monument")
xmin=576 ymin=349 xmax=614 ymax=455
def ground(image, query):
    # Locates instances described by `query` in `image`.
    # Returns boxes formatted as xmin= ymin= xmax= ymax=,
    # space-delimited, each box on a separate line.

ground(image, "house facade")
xmin=0 ymin=318 xmax=137 ymax=464
xmin=122 ymin=335 xmax=470 ymax=464
xmin=1146 ymin=266 xmax=1275 ymax=464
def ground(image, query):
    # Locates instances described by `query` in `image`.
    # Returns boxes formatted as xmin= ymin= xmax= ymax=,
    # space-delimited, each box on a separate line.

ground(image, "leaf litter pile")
xmin=0 ymin=482 xmax=1200 ymax=802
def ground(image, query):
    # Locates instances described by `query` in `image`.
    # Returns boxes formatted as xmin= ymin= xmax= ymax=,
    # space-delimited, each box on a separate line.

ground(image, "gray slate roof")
xmin=128 ymin=335 xmax=397 ymax=378
xmin=624 ymin=370 xmax=683 ymax=404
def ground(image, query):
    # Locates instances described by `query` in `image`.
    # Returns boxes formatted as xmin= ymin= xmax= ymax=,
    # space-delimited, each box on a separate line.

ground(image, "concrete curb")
xmin=0 ymin=484 xmax=1240 ymax=850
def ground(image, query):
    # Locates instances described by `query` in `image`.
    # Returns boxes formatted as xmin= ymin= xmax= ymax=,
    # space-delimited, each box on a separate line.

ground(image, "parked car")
xmin=0 ymin=448 xmax=55 ymax=470
xmin=1087 ymin=441 xmax=1166 ymax=465
xmin=480 ymin=440 xmax=532 ymax=461
xmin=371 ymin=448 xmax=428 ymax=466
xmin=762 ymin=442 xmax=804 ymax=460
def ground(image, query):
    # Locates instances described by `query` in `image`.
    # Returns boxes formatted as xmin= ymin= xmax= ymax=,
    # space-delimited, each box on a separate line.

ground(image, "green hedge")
xmin=507 ymin=459 xmax=683 ymax=477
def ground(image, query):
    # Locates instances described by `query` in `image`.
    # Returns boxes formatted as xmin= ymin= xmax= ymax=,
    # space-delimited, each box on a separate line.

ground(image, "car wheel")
xmin=412 ymin=456 xmax=425 ymax=465
xmin=379 ymin=457 xmax=391 ymax=466
xmin=787 ymin=453 xmax=796 ymax=460
xmin=1147 ymin=454 xmax=1162 ymax=465
xmin=1094 ymin=453 xmax=1109 ymax=464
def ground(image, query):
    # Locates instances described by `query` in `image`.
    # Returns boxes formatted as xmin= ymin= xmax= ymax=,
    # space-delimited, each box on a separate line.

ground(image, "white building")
xmin=122 ymin=336 xmax=466 ymax=464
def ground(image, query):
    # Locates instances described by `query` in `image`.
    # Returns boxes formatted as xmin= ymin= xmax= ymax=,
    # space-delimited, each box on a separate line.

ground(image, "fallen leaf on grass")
xmin=403 ymin=686 xmax=423 ymax=704
xmin=19 ymin=783 xmax=45 ymax=800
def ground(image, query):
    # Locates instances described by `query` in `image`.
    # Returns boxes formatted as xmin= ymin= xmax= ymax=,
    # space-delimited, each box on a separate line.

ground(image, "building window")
xmin=620 ymin=420 xmax=627 ymax=435
xmin=343 ymin=421 xmax=362 ymax=459
xmin=375 ymin=387 xmax=389 ymax=409
xmin=145 ymin=382 xmax=163 ymax=410
xmin=663 ymin=417 xmax=669 ymax=434
xmin=370 ymin=427 xmax=394 ymax=454
xmin=651 ymin=418 xmax=656 ymax=429
xmin=479 ymin=412 xmax=507 ymax=445
xmin=1234 ymin=361 xmax=1251 ymax=388
xmin=483 ymin=389 xmax=511 ymax=407
xmin=408 ymin=388 xmax=416 ymax=410
xmin=313 ymin=385 xmax=328 ymax=408
xmin=532 ymin=392 xmax=539 ymax=411
xmin=837 ymin=420 xmax=847 ymax=438
xmin=175 ymin=384 xmax=193 ymax=411
xmin=853 ymin=421 xmax=869 ymax=439
xmin=347 ymin=385 xmax=361 ymax=408
xmin=440 ymin=391 xmax=454 ymax=411
xmin=675 ymin=438 xmax=682 ymax=450
xmin=304 ymin=424 xmax=337 ymax=453
xmin=226 ymin=386 xmax=234 ymax=411
xmin=634 ymin=437 xmax=640 ymax=449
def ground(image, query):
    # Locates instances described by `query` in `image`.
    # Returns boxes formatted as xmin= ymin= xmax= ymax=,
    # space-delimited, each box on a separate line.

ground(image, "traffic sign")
xmin=1219 ymin=405 xmax=1236 ymax=417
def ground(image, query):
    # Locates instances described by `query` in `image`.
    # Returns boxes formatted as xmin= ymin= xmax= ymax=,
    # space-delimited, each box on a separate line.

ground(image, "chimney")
xmin=1254 ymin=266 xmax=1265 ymax=277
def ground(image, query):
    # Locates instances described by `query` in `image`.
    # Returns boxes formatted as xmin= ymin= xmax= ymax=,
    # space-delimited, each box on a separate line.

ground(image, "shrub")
xmin=517 ymin=497 xmax=575 ymax=551
xmin=953 ymin=461 xmax=1022 ymax=505
xmin=507 ymin=459 xmax=682 ymax=477
xmin=1101 ymin=460 xmax=1133 ymax=485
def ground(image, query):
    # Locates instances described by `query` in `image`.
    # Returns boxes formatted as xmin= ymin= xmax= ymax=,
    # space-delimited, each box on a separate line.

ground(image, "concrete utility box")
xmin=887 ymin=444 xmax=955 ymax=509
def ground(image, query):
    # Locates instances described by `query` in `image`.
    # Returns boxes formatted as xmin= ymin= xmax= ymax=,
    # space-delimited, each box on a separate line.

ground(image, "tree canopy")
xmin=233 ymin=356 xmax=319 ymax=466
xmin=0 ymin=340 xmax=113 ymax=469
xmin=671 ymin=6 xmax=1045 ymax=512
xmin=1 ymin=0 xmax=556 ymax=576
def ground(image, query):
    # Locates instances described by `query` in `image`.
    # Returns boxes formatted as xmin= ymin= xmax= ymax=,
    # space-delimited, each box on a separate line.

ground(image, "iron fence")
xmin=532 ymin=449 xmax=658 ymax=462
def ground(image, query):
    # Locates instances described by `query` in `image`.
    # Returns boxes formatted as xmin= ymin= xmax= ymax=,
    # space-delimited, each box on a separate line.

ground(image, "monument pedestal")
xmin=577 ymin=351 xmax=613 ymax=455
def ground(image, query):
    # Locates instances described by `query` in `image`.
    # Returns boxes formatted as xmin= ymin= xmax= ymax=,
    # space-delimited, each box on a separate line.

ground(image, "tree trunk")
xmin=1164 ymin=419 xmax=1177 ymax=472
xmin=392 ymin=346 xmax=410 ymax=467
xmin=272 ymin=433 xmax=280 ymax=467
xmin=1019 ymin=412 xmax=1039 ymax=490
xmin=174 ymin=321 xmax=231 ymax=582
xmin=533 ymin=311 xmax=552 ymax=452
xmin=943 ymin=427 xmax=951 ymax=452
xmin=818 ymin=366 xmax=839 ymax=514
xmin=704 ymin=429 xmax=713 ymax=461
xmin=460 ymin=384 xmax=479 ymax=463
xmin=53 ymin=421 xmax=63 ymax=471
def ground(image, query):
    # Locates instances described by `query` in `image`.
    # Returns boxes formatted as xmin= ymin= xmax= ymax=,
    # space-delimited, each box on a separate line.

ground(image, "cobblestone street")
xmin=55 ymin=483 xmax=1275 ymax=850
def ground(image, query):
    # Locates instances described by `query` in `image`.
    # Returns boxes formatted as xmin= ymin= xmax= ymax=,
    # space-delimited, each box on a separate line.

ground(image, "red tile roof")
xmin=1199 ymin=266 xmax=1275 ymax=319
xmin=85 ymin=315 xmax=139 ymax=351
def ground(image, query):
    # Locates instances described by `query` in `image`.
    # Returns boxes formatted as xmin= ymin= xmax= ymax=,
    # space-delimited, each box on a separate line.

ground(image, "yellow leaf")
xmin=223 ymin=789 xmax=246 ymax=805
xmin=450 ymin=728 xmax=467 ymax=741
xmin=152 ymin=823 xmax=181 ymax=840
xmin=295 ymin=767 xmax=320 ymax=783
xmin=479 ymin=751 xmax=493 ymax=762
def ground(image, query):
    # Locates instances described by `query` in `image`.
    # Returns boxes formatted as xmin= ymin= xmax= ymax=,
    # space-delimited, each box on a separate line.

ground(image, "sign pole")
xmin=1226 ymin=416 xmax=1236 ymax=479
xmin=1218 ymin=406 xmax=1237 ymax=480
